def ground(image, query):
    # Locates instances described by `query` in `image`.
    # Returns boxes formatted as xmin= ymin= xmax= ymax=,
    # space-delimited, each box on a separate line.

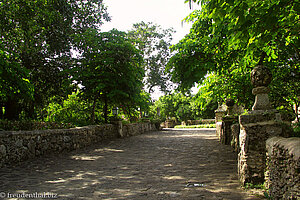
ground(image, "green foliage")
xmin=119 ymin=90 xmax=152 ymax=122
xmin=186 ymin=0 xmax=299 ymax=67
xmin=150 ymin=92 xmax=216 ymax=122
xmin=0 ymin=120 xmax=74 ymax=131
xmin=244 ymin=183 xmax=265 ymax=190
xmin=73 ymin=29 xmax=145 ymax=123
xmin=128 ymin=21 xmax=175 ymax=93
xmin=292 ymin=122 xmax=300 ymax=137
xmin=150 ymin=88 xmax=219 ymax=122
xmin=0 ymin=48 xmax=34 ymax=104
xmin=43 ymin=92 xmax=97 ymax=127
xmin=0 ymin=0 xmax=110 ymax=120
xmin=150 ymin=92 xmax=193 ymax=121
xmin=174 ymin=124 xmax=216 ymax=129
xmin=167 ymin=0 xmax=299 ymax=115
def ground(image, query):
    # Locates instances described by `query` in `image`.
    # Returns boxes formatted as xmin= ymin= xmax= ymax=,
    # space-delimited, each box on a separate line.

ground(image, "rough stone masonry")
xmin=238 ymin=65 xmax=289 ymax=185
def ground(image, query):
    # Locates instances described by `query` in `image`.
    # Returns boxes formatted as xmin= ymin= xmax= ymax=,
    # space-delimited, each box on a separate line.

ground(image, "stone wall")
xmin=164 ymin=120 xmax=177 ymax=128
xmin=266 ymin=137 xmax=300 ymax=199
xmin=0 ymin=122 xmax=158 ymax=168
xmin=216 ymin=121 xmax=223 ymax=140
xmin=231 ymin=123 xmax=240 ymax=152
xmin=220 ymin=116 xmax=237 ymax=145
xmin=122 ymin=123 xmax=157 ymax=137
xmin=238 ymin=110 xmax=289 ymax=185
xmin=215 ymin=106 xmax=226 ymax=139
xmin=265 ymin=137 xmax=300 ymax=200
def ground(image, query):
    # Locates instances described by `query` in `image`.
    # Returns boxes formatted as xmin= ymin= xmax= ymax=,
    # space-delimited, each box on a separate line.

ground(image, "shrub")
xmin=174 ymin=124 xmax=216 ymax=129
xmin=0 ymin=120 xmax=74 ymax=131
xmin=292 ymin=122 xmax=300 ymax=137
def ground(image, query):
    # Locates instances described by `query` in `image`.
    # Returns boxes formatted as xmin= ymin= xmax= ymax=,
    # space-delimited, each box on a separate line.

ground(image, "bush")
xmin=43 ymin=92 xmax=103 ymax=127
xmin=174 ymin=124 xmax=216 ymax=129
xmin=0 ymin=120 xmax=74 ymax=131
xmin=292 ymin=122 xmax=300 ymax=137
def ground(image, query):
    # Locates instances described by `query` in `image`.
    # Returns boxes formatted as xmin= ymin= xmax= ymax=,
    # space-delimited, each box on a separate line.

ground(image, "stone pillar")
xmin=238 ymin=65 xmax=288 ymax=185
xmin=165 ymin=119 xmax=176 ymax=128
xmin=220 ymin=99 xmax=237 ymax=145
xmin=112 ymin=120 xmax=123 ymax=137
xmin=215 ymin=104 xmax=226 ymax=139
xmin=231 ymin=123 xmax=240 ymax=152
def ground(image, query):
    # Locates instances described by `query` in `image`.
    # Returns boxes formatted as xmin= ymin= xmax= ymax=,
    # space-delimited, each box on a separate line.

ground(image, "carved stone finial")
xmin=251 ymin=65 xmax=272 ymax=111
xmin=251 ymin=65 xmax=272 ymax=88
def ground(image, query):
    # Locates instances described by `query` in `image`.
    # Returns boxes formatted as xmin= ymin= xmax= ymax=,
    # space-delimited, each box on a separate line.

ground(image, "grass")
xmin=174 ymin=124 xmax=216 ymax=129
xmin=244 ymin=183 xmax=271 ymax=199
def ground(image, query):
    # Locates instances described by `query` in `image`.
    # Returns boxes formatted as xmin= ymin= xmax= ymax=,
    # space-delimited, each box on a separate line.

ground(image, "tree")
xmin=0 ymin=49 xmax=33 ymax=119
xmin=44 ymin=91 xmax=95 ymax=127
xmin=73 ymin=29 xmax=144 ymax=123
xmin=0 ymin=0 xmax=110 ymax=120
xmin=128 ymin=22 xmax=175 ymax=93
xmin=167 ymin=0 xmax=299 ymax=115
xmin=185 ymin=0 xmax=299 ymax=66
xmin=150 ymin=92 xmax=196 ymax=122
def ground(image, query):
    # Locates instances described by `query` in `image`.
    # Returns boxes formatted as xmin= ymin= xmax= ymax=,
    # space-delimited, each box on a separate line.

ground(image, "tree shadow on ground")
xmin=0 ymin=129 xmax=263 ymax=199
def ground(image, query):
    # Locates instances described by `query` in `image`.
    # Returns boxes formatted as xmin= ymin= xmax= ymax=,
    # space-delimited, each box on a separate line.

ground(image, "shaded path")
xmin=0 ymin=129 xmax=263 ymax=200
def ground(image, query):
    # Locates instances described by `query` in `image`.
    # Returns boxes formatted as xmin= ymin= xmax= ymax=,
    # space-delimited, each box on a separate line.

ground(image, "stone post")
xmin=220 ymin=99 xmax=238 ymax=145
xmin=111 ymin=120 xmax=123 ymax=137
xmin=238 ymin=65 xmax=288 ymax=185
xmin=165 ymin=119 xmax=176 ymax=128
xmin=215 ymin=104 xmax=226 ymax=139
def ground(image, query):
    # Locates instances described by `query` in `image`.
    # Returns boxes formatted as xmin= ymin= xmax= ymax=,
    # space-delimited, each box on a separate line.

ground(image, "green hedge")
xmin=0 ymin=120 xmax=74 ymax=131
xmin=174 ymin=124 xmax=216 ymax=129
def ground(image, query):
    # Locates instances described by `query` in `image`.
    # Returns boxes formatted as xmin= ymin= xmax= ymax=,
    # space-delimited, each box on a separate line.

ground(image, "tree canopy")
xmin=128 ymin=21 xmax=175 ymax=93
xmin=72 ymin=29 xmax=144 ymax=123
xmin=0 ymin=0 xmax=110 ymax=120
xmin=167 ymin=0 xmax=299 ymax=114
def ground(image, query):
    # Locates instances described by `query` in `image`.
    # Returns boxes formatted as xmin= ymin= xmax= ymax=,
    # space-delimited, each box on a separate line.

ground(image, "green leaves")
xmin=0 ymin=45 xmax=33 ymax=102
xmin=167 ymin=0 xmax=299 ymax=113
xmin=73 ymin=29 xmax=145 ymax=122
xmin=0 ymin=0 xmax=111 ymax=120
xmin=128 ymin=21 xmax=175 ymax=93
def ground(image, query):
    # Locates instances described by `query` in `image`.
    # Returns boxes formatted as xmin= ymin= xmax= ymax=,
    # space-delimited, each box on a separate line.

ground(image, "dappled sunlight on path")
xmin=0 ymin=129 xmax=263 ymax=199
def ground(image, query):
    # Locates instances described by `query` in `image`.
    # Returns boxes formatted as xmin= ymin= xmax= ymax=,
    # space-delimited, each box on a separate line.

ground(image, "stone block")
xmin=231 ymin=123 xmax=240 ymax=152
xmin=238 ymin=111 xmax=288 ymax=185
xmin=216 ymin=122 xmax=222 ymax=139
xmin=165 ymin=120 xmax=176 ymax=128
xmin=266 ymin=137 xmax=300 ymax=199
xmin=220 ymin=115 xmax=237 ymax=145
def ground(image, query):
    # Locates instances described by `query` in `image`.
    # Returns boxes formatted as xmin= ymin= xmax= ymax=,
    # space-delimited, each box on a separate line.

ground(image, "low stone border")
xmin=265 ymin=137 xmax=300 ymax=199
xmin=0 ymin=123 xmax=158 ymax=168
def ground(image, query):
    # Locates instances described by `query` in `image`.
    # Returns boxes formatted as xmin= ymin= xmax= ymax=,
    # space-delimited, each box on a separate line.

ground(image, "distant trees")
xmin=73 ymin=29 xmax=144 ymax=123
xmin=128 ymin=22 xmax=175 ymax=94
xmin=150 ymin=91 xmax=216 ymax=122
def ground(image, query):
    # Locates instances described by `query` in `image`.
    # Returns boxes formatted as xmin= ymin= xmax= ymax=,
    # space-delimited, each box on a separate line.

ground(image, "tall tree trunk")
xmin=104 ymin=94 xmax=108 ymax=124
xmin=91 ymin=97 xmax=97 ymax=124
xmin=4 ymin=97 xmax=19 ymax=120
xmin=27 ymin=101 xmax=35 ymax=119
xmin=294 ymin=99 xmax=299 ymax=122
xmin=148 ymin=85 xmax=154 ymax=94
xmin=0 ymin=103 xmax=3 ymax=120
